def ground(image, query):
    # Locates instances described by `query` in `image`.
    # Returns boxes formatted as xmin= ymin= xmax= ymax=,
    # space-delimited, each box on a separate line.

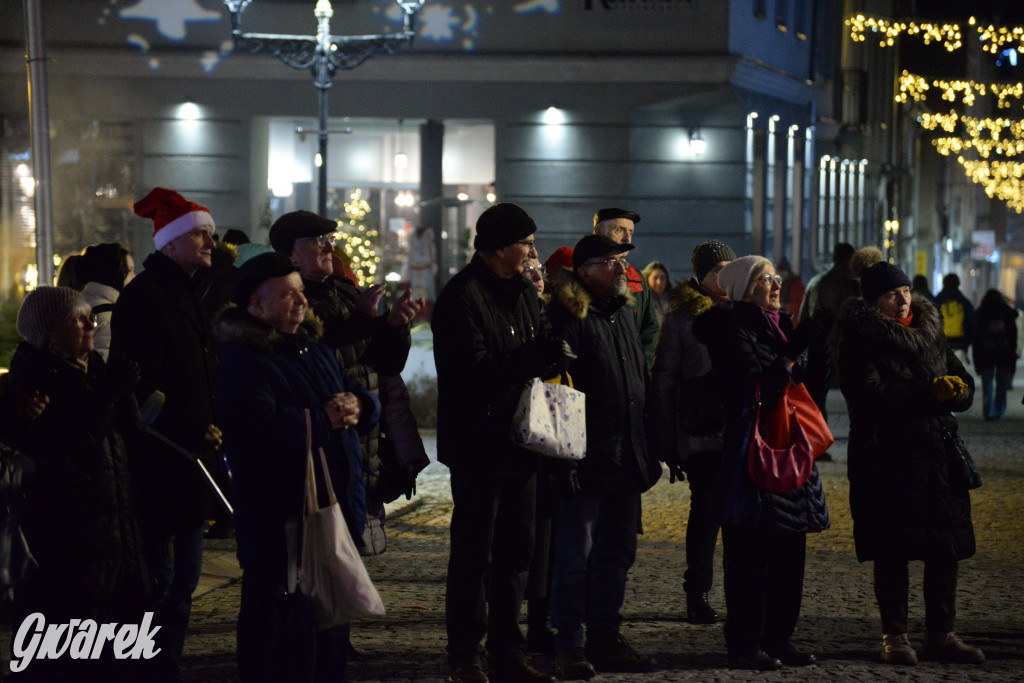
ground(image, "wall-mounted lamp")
xmin=689 ymin=129 xmax=707 ymax=156
xmin=394 ymin=118 xmax=409 ymax=169
xmin=543 ymin=106 xmax=565 ymax=125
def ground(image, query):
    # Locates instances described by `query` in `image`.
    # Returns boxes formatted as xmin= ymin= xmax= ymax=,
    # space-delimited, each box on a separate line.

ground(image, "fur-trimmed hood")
xmin=547 ymin=266 xmax=635 ymax=320
xmin=668 ymin=278 xmax=714 ymax=318
xmin=838 ymin=294 xmax=943 ymax=359
xmin=212 ymin=304 xmax=324 ymax=354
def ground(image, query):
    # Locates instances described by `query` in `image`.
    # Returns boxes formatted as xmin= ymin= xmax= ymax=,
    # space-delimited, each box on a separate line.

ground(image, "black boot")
xmin=527 ymin=597 xmax=556 ymax=655
xmin=686 ymin=592 xmax=719 ymax=624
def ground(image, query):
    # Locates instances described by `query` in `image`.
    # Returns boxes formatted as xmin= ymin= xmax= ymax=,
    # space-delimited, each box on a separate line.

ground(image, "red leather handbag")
xmin=748 ymin=380 xmax=833 ymax=493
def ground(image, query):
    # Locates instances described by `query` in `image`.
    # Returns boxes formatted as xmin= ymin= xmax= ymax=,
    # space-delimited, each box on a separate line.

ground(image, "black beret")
xmin=473 ymin=203 xmax=537 ymax=251
xmin=572 ymin=234 xmax=635 ymax=270
xmin=268 ymin=210 xmax=338 ymax=255
xmin=593 ymin=207 xmax=641 ymax=228
xmin=233 ymin=252 xmax=299 ymax=307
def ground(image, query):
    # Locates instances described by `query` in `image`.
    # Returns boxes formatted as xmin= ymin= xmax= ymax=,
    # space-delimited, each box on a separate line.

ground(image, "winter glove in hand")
xmin=101 ymin=356 xmax=141 ymax=403
xmin=666 ymin=456 xmax=686 ymax=484
xmin=536 ymin=337 xmax=576 ymax=379
xmin=559 ymin=466 xmax=582 ymax=500
xmin=932 ymin=375 xmax=968 ymax=403
xmin=784 ymin=318 xmax=824 ymax=360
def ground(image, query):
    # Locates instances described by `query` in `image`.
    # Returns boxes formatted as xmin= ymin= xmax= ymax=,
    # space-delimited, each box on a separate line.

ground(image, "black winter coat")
xmin=212 ymin=308 xmax=380 ymax=571
xmin=973 ymin=298 xmax=1018 ymax=370
xmin=303 ymin=276 xmax=410 ymax=497
xmin=547 ymin=271 xmax=661 ymax=493
xmin=4 ymin=344 xmax=149 ymax=621
xmin=433 ymin=254 xmax=555 ymax=476
xmin=693 ymin=302 xmax=830 ymax=534
xmin=110 ymin=251 xmax=218 ymax=531
xmin=838 ymin=296 xmax=975 ymax=563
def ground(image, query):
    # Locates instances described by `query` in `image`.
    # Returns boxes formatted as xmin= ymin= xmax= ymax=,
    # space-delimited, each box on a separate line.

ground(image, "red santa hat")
xmin=134 ymin=187 xmax=215 ymax=250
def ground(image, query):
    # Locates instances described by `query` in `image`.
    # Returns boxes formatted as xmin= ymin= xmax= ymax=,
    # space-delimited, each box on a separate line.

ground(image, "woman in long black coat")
xmin=7 ymin=286 xmax=149 ymax=681
xmin=972 ymin=288 xmax=1019 ymax=421
xmin=693 ymin=256 xmax=829 ymax=672
xmin=838 ymin=258 xmax=984 ymax=667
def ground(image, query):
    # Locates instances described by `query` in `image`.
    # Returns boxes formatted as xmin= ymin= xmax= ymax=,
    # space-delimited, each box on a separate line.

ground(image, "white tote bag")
xmin=509 ymin=376 xmax=587 ymax=460
xmin=298 ymin=412 xmax=385 ymax=629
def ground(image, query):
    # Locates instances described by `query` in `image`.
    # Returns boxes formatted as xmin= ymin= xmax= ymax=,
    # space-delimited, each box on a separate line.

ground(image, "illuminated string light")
xmin=898 ymin=71 xmax=1024 ymax=110
xmin=847 ymin=13 xmax=1024 ymax=53
xmin=336 ymin=188 xmax=382 ymax=287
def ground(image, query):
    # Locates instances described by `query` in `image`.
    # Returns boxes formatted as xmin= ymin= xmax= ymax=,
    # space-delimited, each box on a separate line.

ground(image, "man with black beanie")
xmin=433 ymin=202 xmax=568 ymax=683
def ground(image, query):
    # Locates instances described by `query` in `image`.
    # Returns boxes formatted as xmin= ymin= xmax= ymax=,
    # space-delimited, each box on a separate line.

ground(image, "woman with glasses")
xmin=5 ymin=287 xmax=149 ymax=680
xmin=77 ymin=242 xmax=135 ymax=361
xmin=693 ymin=255 xmax=830 ymax=671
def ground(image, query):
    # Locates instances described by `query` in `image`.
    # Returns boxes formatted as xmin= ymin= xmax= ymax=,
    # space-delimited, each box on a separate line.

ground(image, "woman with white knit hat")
xmin=693 ymin=255 xmax=830 ymax=671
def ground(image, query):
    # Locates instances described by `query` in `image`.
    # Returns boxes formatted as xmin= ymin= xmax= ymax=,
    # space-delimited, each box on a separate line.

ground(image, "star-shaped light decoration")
xmin=120 ymin=0 xmax=221 ymax=41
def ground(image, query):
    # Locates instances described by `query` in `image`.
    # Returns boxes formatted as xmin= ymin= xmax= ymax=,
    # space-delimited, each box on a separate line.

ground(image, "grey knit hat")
xmin=691 ymin=240 xmax=737 ymax=282
xmin=718 ymin=255 xmax=770 ymax=302
xmin=16 ymin=286 xmax=86 ymax=349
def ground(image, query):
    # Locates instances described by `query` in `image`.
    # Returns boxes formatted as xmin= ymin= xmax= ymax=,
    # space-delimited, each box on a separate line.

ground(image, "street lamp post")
xmin=223 ymin=0 xmax=425 ymax=217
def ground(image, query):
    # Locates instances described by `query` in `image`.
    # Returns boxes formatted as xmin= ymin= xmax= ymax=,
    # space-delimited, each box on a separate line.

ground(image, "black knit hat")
xmin=233 ymin=252 xmax=299 ymax=306
xmin=691 ymin=240 xmax=737 ymax=282
xmin=473 ymin=203 xmax=537 ymax=251
xmin=269 ymin=210 xmax=338 ymax=255
xmin=860 ymin=261 xmax=912 ymax=302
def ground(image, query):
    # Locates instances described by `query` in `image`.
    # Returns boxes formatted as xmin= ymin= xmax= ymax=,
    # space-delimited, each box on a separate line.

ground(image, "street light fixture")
xmin=223 ymin=0 xmax=426 ymax=216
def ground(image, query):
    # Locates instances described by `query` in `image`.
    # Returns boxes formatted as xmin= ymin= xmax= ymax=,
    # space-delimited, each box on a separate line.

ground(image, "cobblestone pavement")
xmin=4 ymin=383 xmax=1022 ymax=682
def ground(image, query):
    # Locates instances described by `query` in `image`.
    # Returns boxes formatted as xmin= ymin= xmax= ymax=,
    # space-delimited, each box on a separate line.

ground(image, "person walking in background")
xmin=213 ymin=253 xmax=380 ymax=683
xmin=110 ymin=187 xmax=223 ymax=682
xmin=912 ymin=275 xmax=937 ymax=304
xmin=7 ymin=286 xmax=150 ymax=681
xmin=433 ymin=203 xmax=568 ymax=683
xmin=649 ymin=240 xmax=736 ymax=627
xmin=934 ymin=273 xmax=976 ymax=363
xmin=973 ymin=289 xmax=1018 ymax=421
xmin=77 ymin=242 xmax=135 ymax=361
xmin=642 ymin=261 xmax=671 ymax=326
xmin=775 ymin=258 xmax=804 ymax=324
xmin=837 ymin=256 xmax=983 ymax=667
xmin=694 ymin=255 xmax=829 ymax=671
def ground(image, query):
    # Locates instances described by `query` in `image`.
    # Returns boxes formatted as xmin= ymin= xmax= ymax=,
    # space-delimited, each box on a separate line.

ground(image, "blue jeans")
xmin=144 ymin=522 xmax=205 ymax=681
xmin=979 ymin=364 xmax=1015 ymax=419
xmin=550 ymin=485 xmax=640 ymax=651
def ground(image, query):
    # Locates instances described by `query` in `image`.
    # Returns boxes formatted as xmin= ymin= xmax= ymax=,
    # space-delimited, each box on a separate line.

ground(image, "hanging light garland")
xmin=848 ymin=14 xmax=1024 ymax=54
xmin=898 ymin=71 xmax=1024 ymax=110
xmin=337 ymin=188 xmax=382 ymax=287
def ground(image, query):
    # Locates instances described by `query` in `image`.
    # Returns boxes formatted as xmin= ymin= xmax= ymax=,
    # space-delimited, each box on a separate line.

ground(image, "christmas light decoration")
xmin=847 ymin=13 xmax=1024 ymax=54
xmin=898 ymin=71 xmax=1024 ymax=111
xmin=337 ymin=188 xmax=382 ymax=287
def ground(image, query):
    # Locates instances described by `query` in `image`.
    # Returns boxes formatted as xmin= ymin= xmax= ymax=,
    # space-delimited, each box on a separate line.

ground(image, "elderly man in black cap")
xmin=212 ymin=252 xmax=380 ymax=683
xmin=592 ymin=208 xmax=659 ymax=369
xmin=433 ymin=203 xmax=570 ymax=683
xmin=544 ymin=234 xmax=661 ymax=679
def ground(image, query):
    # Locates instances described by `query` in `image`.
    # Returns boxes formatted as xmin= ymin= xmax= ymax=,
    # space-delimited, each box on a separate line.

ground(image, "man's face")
xmin=523 ymin=257 xmax=545 ymax=296
xmin=578 ymin=250 xmax=630 ymax=299
xmin=289 ymin=233 xmax=336 ymax=282
xmin=495 ymin=235 xmax=538 ymax=277
xmin=701 ymin=260 xmax=730 ymax=298
xmin=162 ymin=225 xmax=215 ymax=275
xmin=595 ymin=218 xmax=635 ymax=245
xmin=249 ymin=272 xmax=307 ymax=334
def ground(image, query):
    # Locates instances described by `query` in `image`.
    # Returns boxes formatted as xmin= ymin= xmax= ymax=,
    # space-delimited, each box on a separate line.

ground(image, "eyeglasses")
xmin=296 ymin=234 xmax=337 ymax=249
xmin=69 ymin=313 xmax=104 ymax=330
xmin=755 ymin=273 xmax=783 ymax=286
xmin=584 ymin=257 xmax=629 ymax=271
xmin=514 ymin=240 xmax=537 ymax=249
xmin=523 ymin=265 xmax=546 ymax=278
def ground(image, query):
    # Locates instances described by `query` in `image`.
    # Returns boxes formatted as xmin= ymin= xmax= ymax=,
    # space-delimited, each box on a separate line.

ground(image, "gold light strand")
xmin=898 ymin=71 xmax=1024 ymax=110
xmin=848 ymin=13 xmax=1024 ymax=54
xmin=956 ymin=157 xmax=1024 ymax=213
xmin=338 ymin=188 xmax=382 ymax=287
xmin=918 ymin=111 xmax=1024 ymax=158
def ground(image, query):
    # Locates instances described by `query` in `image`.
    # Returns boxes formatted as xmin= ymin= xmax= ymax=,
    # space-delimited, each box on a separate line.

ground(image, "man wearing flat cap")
xmin=433 ymin=202 xmax=569 ymax=683
xmin=593 ymin=208 xmax=660 ymax=370
xmin=269 ymin=210 xmax=421 ymax=552
xmin=212 ymin=252 xmax=379 ymax=683
xmin=545 ymin=234 xmax=661 ymax=678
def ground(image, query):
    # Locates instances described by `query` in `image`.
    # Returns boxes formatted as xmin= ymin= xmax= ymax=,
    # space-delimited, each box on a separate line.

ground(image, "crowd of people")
xmin=0 ymin=189 xmax=1009 ymax=682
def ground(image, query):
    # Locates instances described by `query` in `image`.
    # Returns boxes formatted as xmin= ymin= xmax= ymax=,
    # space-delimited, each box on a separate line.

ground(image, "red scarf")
xmin=895 ymin=310 xmax=914 ymax=327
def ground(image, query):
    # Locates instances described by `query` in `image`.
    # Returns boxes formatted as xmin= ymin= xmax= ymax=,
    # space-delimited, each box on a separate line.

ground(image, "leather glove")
xmin=559 ymin=466 xmax=582 ymax=500
xmin=535 ymin=337 xmax=576 ymax=378
xmin=666 ymin=456 xmax=686 ymax=484
xmin=932 ymin=375 xmax=968 ymax=403
xmin=100 ymin=356 xmax=141 ymax=403
xmin=784 ymin=318 xmax=823 ymax=360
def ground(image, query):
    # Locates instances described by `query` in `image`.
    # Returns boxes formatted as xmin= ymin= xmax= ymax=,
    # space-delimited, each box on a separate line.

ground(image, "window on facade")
xmin=776 ymin=0 xmax=788 ymax=32
xmin=753 ymin=0 xmax=766 ymax=20
xmin=794 ymin=0 xmax=807 ymax=40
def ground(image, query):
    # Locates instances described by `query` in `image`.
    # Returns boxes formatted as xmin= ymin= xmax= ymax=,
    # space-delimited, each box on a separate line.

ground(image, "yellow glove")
xmin=932 ymin=376 xmax=967 ymax=403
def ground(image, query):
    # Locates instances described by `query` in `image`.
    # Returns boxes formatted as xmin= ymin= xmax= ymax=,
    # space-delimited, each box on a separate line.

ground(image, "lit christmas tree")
xmin=337 ymin=188 xmax=381 ymax=287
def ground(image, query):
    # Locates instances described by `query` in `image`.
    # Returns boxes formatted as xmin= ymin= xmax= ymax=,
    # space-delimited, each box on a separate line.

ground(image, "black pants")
xmin=445 ymin=469 xmax=537 ymax=668
xmin=874 ymin=558 xmax=958 ymax=635
xmin=683 ymin=452 xmax=722 ymax=595
xmin=721 ymin=524 xmax=807 ymax=655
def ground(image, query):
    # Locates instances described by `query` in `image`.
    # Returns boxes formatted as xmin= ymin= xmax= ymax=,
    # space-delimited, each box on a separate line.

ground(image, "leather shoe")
xmin=527 ymin=626 xmax=556 ymax=655
xmin=764 ymin=640 xmax=817 ymax=666
xmin=490 ymin=660 xmax=556 ymax=683
xmin=450 ymin=663 xmax=489 ymax=683
xmin=686 ymin=592 xmax=719 ymax=624
xmin=728 ymin=648 xmax=782 ymax=671
xmin=555 ymin=648 xmax=596 ymax=681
